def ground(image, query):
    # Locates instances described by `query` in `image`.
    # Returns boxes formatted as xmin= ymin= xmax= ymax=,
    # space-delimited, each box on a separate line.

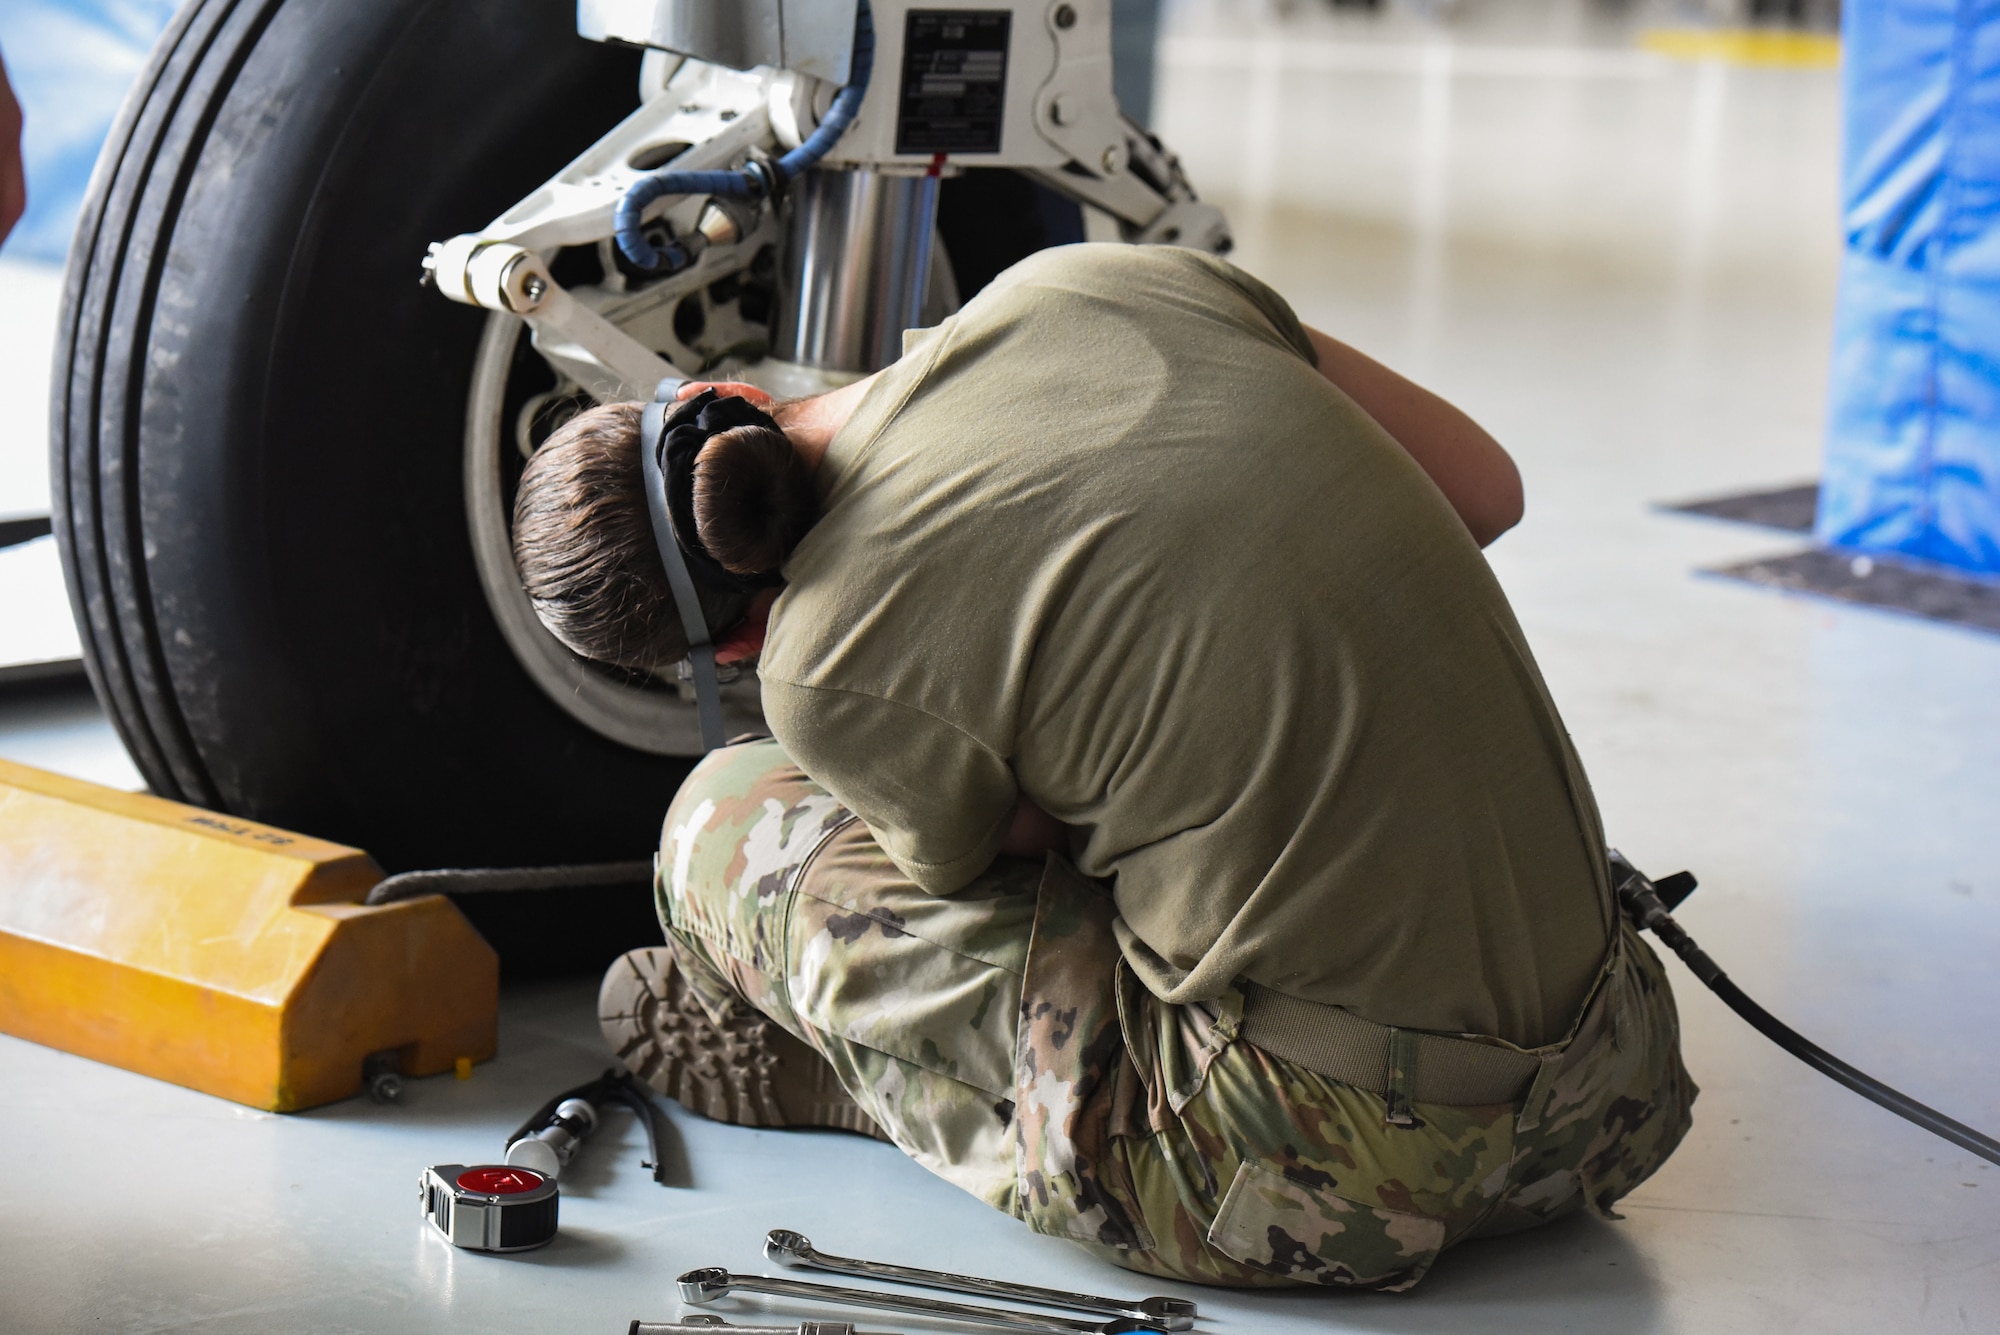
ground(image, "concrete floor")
xmin=3 ymin=2 xmax=1997 ymax=1331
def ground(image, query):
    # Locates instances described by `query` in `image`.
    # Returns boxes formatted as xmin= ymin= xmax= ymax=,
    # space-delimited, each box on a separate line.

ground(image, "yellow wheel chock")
xmin=0 ymin=757 xmax=496 ymax=1111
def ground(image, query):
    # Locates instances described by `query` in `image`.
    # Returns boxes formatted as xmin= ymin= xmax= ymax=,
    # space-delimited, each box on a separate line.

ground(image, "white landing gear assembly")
xmin=424 ymin=0 xmax=1229 ymax=762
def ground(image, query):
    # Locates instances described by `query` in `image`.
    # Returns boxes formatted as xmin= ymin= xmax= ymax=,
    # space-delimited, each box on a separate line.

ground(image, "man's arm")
xmin=999 ymin=794 xmax=1067 ymax=858
xmin=0 ymin=53 xmax=25 ymax=248
xmin=1302 ymin=325 xmax=1523 ymax=547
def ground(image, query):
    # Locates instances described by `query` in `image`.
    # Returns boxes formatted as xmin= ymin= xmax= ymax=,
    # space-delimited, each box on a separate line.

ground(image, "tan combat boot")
xmin=598 ymin=946 xmax=890 ymax=1141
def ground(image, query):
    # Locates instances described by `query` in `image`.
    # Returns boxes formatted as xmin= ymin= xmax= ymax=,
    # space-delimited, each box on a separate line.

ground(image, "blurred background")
xmin=7 ymin=3 xmax=1999 ymax=1331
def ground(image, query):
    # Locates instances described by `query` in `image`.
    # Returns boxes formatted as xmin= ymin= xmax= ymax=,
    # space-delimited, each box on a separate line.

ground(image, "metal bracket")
xmin=1032 ymin=0 xmax=1125 ymax=178
xmin=429 ymin=239 xmax=675 ymax=398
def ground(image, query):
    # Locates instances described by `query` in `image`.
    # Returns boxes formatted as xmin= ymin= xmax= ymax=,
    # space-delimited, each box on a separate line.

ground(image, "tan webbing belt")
xmin=1238 ymin=982 xmax=1545 ymax=1108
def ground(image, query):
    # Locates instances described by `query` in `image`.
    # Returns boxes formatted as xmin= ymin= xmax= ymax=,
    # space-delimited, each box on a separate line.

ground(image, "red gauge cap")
xmin=456 ymin=1166 xmax=548 ymax=1194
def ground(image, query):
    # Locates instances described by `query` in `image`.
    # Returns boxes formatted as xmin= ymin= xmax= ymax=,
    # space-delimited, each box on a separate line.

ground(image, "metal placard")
xmin=895 ymin=10 xmax=1011 ymax=155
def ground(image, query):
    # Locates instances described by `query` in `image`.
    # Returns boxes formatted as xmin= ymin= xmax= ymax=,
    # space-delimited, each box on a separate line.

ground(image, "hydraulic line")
xmin=615 ymin=0 xmax=877 ymax=271
xmin=1611 ymin=852 xmax=2000 ymax=1168
xmin=364 ymin=860 xmax=652 ymax=906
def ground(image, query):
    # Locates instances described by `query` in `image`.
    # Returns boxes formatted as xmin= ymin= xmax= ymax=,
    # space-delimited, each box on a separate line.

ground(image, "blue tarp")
xmin=1822 ymin=0 xmax=2000 ymax=574
xmin=0 ymin=0 xmax=182 ymax=265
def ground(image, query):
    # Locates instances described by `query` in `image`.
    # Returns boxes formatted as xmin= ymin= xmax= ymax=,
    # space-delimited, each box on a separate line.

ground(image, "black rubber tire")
xmin=50 ymin=0 xmax=685 ymax=872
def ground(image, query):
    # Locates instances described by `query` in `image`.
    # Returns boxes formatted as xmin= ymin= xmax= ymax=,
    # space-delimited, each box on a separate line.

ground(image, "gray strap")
xmin=1513 ymin=1052 xmax=1568 ymax=1135
xmin=640 ymin=379 xmax=727 ymax=752
xmin=1382 ymin=1027 xmax=1423 ymax=1127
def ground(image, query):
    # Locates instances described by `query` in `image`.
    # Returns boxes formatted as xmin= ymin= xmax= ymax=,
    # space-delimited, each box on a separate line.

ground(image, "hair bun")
xmin=691 ymin=424 xmax=817 ymax=577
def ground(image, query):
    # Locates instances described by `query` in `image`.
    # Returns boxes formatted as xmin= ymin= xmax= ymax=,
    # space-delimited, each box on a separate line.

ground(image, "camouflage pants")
xmin=656 ymin=739 xmax=1696 ymax=1291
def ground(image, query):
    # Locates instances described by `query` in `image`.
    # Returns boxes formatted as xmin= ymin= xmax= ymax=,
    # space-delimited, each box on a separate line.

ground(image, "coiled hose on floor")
xmin=1611 ymin=850 xmax=2000 ymax=1167
xmin=614 ymin=0 xmax=877 ymax=272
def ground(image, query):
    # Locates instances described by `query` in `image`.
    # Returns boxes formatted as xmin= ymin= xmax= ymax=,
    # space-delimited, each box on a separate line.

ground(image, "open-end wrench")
xmin=765 ymin=1229 xmax=1197 ymax=1331
xmin=630 ymin=1318 xmax=879 ymax=1335
xmin=676 ymin=1268 xmax=1166 ymax=1335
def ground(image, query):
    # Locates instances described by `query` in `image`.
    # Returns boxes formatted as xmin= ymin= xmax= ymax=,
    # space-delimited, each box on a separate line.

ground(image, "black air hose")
xmin=1611 ymin=850 xmax=2000 ymax=1167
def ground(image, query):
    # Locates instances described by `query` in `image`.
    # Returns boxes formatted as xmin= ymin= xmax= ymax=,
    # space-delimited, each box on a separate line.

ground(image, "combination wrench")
xmin=676 ymin=1267 xmax=1168 ymax=1334
xmin=764 ymin=1229 xmax=1197 ymax=1331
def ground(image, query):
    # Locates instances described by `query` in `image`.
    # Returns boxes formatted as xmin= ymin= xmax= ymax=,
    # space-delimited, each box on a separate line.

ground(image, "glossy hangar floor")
xmin=3 ymin=2 xmax=1997 ymax=1331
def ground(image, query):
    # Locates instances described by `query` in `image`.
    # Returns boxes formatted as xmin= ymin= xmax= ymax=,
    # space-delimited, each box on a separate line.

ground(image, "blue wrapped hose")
xmin=614 ymin=0 xmax=875 ymax=271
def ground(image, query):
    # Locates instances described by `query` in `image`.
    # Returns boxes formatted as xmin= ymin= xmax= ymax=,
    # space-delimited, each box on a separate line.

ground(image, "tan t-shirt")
xmin=758 ymin=244 xmax=1612 ymax=1047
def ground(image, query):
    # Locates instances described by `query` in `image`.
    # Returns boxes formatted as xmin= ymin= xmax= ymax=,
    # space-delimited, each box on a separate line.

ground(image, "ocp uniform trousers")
xmin=655 ymin=739 xmax=1696 ymax=1290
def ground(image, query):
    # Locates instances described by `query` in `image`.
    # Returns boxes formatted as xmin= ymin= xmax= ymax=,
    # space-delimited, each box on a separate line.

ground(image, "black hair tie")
xmin=657 ymin=388 xmax=788 ymax=593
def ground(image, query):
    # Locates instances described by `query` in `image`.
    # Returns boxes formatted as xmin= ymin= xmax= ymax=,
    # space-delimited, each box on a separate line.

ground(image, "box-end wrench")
xmin=764 ymin=1229 xmax=1196 ymax=1331
xmin=676 ymin=1268 xmax=1166 ymax=1335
